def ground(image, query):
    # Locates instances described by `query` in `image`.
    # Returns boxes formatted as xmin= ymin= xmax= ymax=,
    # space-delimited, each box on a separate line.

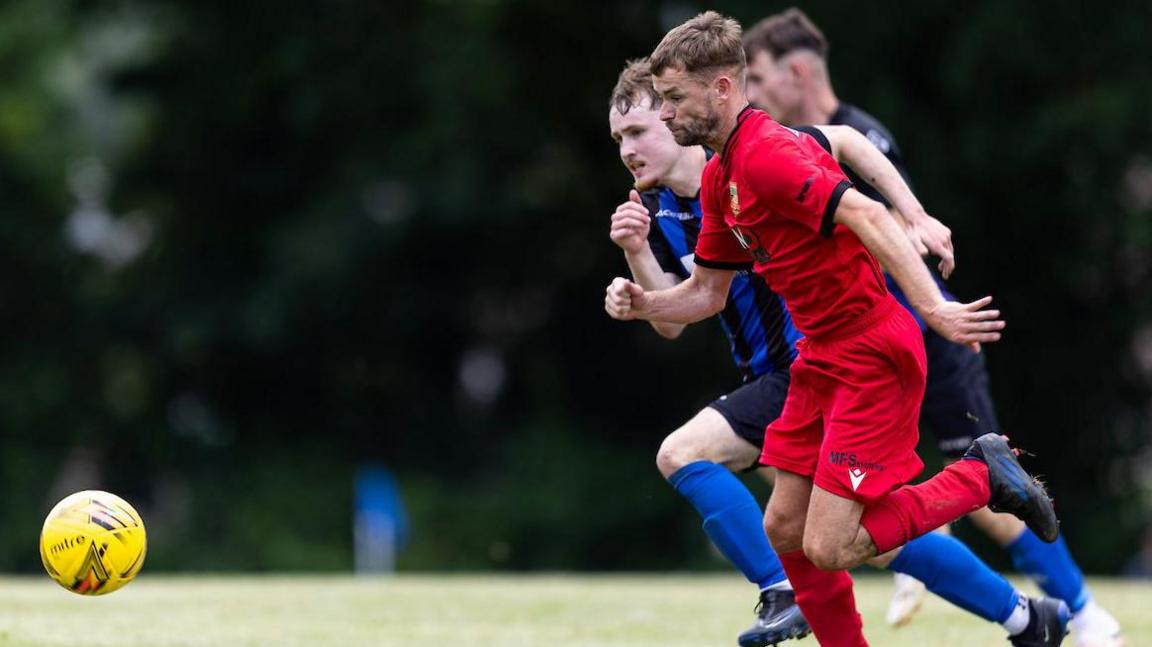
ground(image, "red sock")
xmin=778 ymin=550 xmax=867 ymax=647
xmin=861 ymin=458 xmax=991 ymax=553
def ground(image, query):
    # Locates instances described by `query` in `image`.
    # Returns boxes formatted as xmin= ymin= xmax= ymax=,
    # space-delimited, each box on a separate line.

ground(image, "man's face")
xmin=609 ymin=98 xmax=684 ymax=190
xmin=652 ymin=67 xmax=721 ymax=147
xmin=745 ymin=49 xmax=803 ymax=123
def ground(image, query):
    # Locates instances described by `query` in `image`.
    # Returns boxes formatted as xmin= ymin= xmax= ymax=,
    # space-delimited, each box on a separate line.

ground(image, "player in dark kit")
xmin=606 ymin=13 xmax=1065 ymax=647
xmin=742 ymin=9 xmax=1124 ymax=646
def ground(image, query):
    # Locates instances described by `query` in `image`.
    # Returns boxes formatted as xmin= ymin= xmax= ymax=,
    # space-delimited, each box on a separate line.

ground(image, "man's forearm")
xmin=839 ymin=131 xmax=926 ymax=222
xmin=636 ymin=273 xmax=731 ymax=324
xmin=624 ymin=245 xmax=679 ymax=292
xmin=622 ymin=246 xmax=685 ymax=338
xmin=854 ymin=205 xmax=947 ymax=315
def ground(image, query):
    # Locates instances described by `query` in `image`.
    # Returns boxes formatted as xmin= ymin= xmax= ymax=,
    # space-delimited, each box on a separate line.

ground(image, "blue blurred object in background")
xmin=354 ymin=465 xmax=409 ymax=574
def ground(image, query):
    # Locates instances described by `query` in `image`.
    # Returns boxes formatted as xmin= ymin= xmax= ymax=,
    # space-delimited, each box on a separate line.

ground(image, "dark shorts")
xmin=886 ymin=273 xmax=1001 ymax=459
xmin=708 ymin=369 xmax=791 ymax=464
xmin=921 ymin=329 xmax=1000 ymax=458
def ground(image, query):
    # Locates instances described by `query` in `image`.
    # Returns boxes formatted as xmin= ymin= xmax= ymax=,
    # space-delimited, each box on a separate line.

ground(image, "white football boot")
xmin=1070 ymin=598 xmax=1126 ymax=647
xmin=885 ymin=572 xmax=928 ymax=627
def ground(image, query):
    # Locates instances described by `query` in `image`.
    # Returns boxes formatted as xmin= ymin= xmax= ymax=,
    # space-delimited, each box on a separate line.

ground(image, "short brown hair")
xmin=743 ymin=8 xmax=829 ymax=62
xmin=609 ymin=58 xmax=661 ymax=115
xmin=649 ymin=11 xmax=745 ymax=78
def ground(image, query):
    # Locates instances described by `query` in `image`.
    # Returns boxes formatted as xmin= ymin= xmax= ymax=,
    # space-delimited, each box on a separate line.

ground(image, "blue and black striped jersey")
xmin=641 ymin=186 xmax=801 ymax=382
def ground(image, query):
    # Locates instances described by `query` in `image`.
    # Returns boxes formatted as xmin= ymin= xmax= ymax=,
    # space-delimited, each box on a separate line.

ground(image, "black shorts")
xmin=708 ymin=369 xmax=791 ymax=465
xmin=921 ymin=330 xmax=1000 ymax=458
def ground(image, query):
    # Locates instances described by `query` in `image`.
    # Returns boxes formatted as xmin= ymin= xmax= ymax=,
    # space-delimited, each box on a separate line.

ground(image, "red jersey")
xmin=694 ymin=108 xmax=890 ymax=340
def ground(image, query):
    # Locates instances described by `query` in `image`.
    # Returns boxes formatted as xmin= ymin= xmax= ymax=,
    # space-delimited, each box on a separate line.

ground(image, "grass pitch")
xmin=0 ymin=574 xmax=1147 ymax=646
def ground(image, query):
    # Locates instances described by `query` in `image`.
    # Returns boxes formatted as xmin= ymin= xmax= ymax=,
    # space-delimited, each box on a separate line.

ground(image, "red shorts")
xmin=761 ymin=297 xmax=927 ymax=504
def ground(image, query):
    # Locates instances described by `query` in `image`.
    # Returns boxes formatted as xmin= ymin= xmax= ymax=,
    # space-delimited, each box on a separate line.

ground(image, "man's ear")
xmin=788 ymin=57 xmax=809 ymax=83
xmin=714 ymin=73 xmax=736 ymax=102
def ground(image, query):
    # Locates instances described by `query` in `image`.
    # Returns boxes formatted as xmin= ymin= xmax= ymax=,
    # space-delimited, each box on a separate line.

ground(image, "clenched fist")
xmin=604 ymin=276 xmax=648 ymax=320
xmin=609 ymin=190 xmax=651 ymax=254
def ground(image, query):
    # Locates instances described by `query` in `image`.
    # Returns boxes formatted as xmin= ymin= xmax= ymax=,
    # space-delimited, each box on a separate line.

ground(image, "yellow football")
xmin=39 ymin=490 xmax=147 ymax=595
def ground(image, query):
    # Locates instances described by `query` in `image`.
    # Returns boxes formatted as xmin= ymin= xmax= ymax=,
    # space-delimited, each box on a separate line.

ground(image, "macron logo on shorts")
xmin=849 ymin=468 xmax=867 ymax=491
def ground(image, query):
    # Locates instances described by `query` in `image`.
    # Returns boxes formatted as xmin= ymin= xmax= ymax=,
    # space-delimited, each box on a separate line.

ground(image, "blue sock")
xmin=668 ymin=461 xmax=786 ymax=589
xmin=889 ymin=532 xmax=1020 ymax=623
xmin=1007 ymin=529 xmax=1088 ymax=613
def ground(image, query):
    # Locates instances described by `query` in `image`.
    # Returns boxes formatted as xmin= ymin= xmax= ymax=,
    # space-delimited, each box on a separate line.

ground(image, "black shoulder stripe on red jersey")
xmin=694 ymin=256 xmax=753 ymax=271
xmin=796 ymin=126 xmax=832 ymax=154
xmin=821 ymin=179 xmax=853 ymax=238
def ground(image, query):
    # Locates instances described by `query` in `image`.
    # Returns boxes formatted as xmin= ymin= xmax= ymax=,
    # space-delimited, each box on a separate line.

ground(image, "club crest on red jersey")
xmin=728 ymin=182 xmax=741 ymax=216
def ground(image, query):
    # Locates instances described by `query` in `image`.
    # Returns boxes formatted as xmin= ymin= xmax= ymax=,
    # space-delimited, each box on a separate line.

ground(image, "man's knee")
xmin=656 ymin=425 xmax=709 ymax=477
xmin=656 ymin=411 xmax=754 ymax=478
xmin=763 ymin=501 xmax=804 ymax=551
xmin=803 ymin=535 xmax=856 ymax=571
xmin=803 ymin=530 xmax=878 ymax=571
xmin=763 ymin=471 xmax=813 ymax=553
xmin=802 ymin=486 xmax=874 ymax=569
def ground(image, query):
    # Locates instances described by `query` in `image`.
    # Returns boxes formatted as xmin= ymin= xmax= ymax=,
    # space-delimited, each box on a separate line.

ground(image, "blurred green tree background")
xmin=0 ymin=0 xmax=1149 ymax=574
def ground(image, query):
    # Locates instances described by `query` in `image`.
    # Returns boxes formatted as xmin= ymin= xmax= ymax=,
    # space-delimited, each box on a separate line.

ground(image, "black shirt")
xmin=828 ymin=102 xmax=911 ymax=207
